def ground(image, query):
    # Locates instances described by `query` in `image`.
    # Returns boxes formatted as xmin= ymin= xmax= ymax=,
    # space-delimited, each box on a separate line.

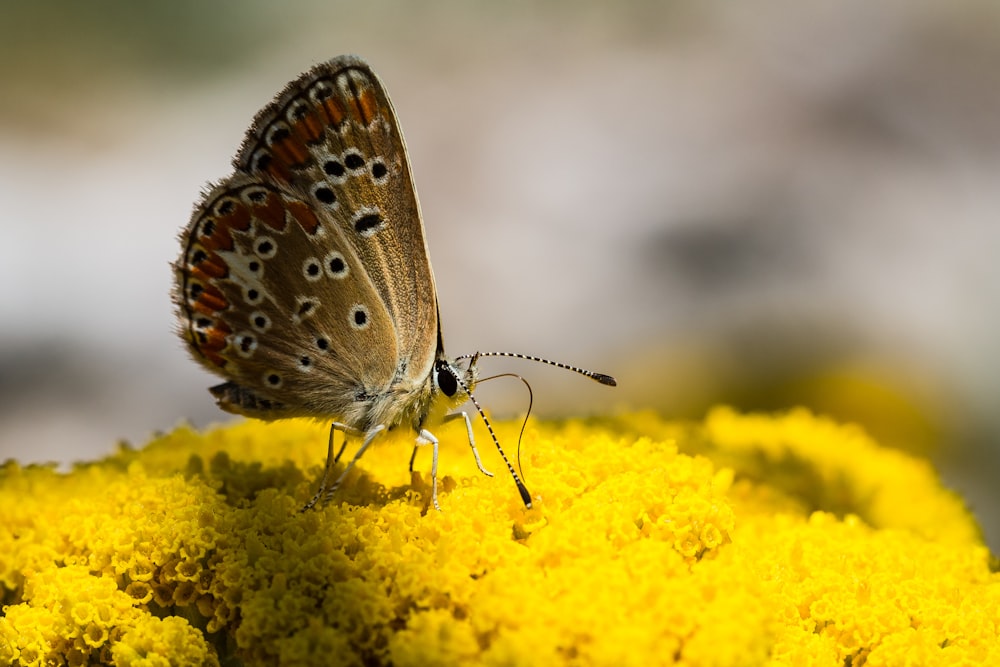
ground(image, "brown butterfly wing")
xmin=174 ymin=56 xmax=440 ymax=428
xmin=236 ymin=56 xmax=440 ymax=390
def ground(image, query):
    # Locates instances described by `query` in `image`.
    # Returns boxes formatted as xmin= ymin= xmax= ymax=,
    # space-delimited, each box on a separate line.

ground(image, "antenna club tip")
xmin=517 ymin=482 xmax=533 ymax=508
xmin=592 ymin=373 xmax=617 ymax=387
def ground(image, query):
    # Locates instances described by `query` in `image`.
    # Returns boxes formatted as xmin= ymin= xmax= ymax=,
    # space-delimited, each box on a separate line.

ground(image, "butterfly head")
xmin=424 ymin=354 xmax=479 ymax=427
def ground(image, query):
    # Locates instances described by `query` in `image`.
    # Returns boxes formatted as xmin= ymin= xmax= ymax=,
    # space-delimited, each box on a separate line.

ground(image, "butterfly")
xmin=174 ymin=55 xmax=615 ymax=510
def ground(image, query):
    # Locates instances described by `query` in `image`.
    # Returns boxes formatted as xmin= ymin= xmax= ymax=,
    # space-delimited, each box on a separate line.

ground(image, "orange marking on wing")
xmin=193 ymin=254 xmax=228 ymax=279
xmin=265 ymin=159 xmax=292 ymax=184
xmin=219 ymin=203 xmax=252 ymax=231
xmin=201 ymin=325 xmax=229 ymax=351
xmin=270 ymin=136 xmax=310 ymax=169
xmin=202 ymin=283 xmax=225 ymax=300
xmin=189 ymin=266 xmax=213 ymax=283
xmin=286 ymin=199 xmax=321 ymax=235
xmin=355 ymin=89 xmax=378 ymax=124
xmin=322 ymin=97 xmax=346 ymax=126
xmin=252 ymin=191 xmax=288 ymax=232
xmin=193 ymin=287 xmax=228 ymax=314
xmin=200 ymin=229 xmax=234 ymax=253
xmin=292 ymin=111 xmax=325 ymax=143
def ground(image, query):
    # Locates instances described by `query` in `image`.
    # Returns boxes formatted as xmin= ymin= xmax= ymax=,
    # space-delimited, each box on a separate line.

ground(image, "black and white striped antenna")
xmin=457 ymin=351 xmax=617 ymax=386
xmin=453 ymin=352 xmax=617 ymax=508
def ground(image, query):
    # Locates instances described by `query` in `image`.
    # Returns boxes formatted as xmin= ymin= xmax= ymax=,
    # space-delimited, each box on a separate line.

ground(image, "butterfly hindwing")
xmin=175 ymin=177 xmax=399 ymax=419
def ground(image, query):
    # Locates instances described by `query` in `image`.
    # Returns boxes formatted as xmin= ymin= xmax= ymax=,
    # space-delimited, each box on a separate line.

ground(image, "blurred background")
xmin=1 ymin=1 xmax=998 ymax=549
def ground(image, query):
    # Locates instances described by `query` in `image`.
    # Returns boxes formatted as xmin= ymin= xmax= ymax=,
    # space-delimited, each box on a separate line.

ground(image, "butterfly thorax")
xmin=356 ymin=354 xmax=477 ymax=433
xmin=351 ymin=365 xmax=436 ymax=433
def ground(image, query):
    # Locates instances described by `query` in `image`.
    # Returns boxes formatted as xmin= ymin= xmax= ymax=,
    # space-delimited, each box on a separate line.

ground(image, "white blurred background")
xmin=1 ymin=1 xmax=998 ymax=549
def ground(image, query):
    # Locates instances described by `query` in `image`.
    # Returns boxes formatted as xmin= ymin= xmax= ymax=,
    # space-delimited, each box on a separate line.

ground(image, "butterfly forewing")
xmin=175 ymin=56 xmax=440 ymax=423
xmin=235 ymin=56 xmax=440 ymax=390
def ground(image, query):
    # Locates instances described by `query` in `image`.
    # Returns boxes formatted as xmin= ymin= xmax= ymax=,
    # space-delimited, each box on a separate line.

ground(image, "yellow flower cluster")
xmin=0 ymin=408 xmax=995 ymax=665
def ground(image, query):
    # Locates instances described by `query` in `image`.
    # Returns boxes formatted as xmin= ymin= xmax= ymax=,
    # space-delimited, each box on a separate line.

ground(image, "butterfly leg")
xmin=416 ymin=429 xmax=443 ymax=511
xmin=329 ymin=424 xmax=351 ymax=465
xmin=318 ymin=424 xmax=387 ymax=506
xmin=301 ymin=422 xmax=372 ymax=511
xmin=408 ymin=413 xmax=494 ymax=480
xmin=443 ymin=412 xmax=494 ymax=478
xmin=408 ymin=413 xmax=494 ymax=478
xmin=408 ymin=443 xmax=419 ymax=473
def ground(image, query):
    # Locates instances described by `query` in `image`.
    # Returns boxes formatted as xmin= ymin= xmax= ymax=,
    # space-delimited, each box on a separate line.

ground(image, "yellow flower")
xmin=0 ymin=408 xmax=995 ymax=666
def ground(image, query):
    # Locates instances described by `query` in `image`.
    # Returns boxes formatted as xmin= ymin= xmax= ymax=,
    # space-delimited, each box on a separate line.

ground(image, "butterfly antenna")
xmin=450 ymin=371 xmax=533 ymax=508
xmin=478 ymin=372 xmax=535 ymax=484
xmin=457 ymin=352 xmax=617 ymax=386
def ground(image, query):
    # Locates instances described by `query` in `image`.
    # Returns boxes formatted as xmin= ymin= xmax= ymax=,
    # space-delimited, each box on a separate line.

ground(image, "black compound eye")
xmin=435 ymin=361 xmax=458 ymax=397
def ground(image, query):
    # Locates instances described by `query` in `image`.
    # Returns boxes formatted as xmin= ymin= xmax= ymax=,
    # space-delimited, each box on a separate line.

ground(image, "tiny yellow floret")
xmin=0 ymin=409 xmax=995 ymax=665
